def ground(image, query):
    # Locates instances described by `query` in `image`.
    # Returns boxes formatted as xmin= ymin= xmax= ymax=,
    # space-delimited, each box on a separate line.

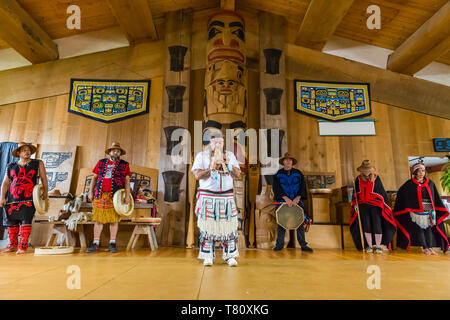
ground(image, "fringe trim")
xmin=410 ymin=211 xmax=436 ymax=229
xmin=93 ymin=207 xmax=121 ymax=224
xmin=93 ymin=192 xmax=121 ymax=224
xmin=197 ymin=217 xmax=238 ymax=238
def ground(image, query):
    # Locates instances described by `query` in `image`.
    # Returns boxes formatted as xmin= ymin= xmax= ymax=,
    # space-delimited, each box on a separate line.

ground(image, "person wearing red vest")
xmin=86 ymin=142 xmax=131 ymax=253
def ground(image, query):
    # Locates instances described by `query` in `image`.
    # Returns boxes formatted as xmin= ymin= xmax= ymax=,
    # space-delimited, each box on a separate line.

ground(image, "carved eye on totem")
xmin=208 ymin=27 xmax=221 ymax=40
xmin=231 ymin=27 xmax=244 ymax=41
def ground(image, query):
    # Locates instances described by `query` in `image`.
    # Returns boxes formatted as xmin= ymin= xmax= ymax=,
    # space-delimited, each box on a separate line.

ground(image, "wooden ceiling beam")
xmin=0 ymin=0 xmax=58 ymax=64
xmin=387 ymin=1 xmax=450 ymax=75
xmin=107 ymin=0 xmax=158 ymax=43
xmin=295 ymin=0 xmax=355 ymax=51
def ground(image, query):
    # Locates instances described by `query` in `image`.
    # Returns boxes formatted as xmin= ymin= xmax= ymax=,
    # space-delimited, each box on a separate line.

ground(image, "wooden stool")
xmin=75 ymin=224 xmax=87 ymax=249
xmin=126 ymin=224 xmax=159 ymax=251
xmin=46 ymin=224 xmax=72 ymax=246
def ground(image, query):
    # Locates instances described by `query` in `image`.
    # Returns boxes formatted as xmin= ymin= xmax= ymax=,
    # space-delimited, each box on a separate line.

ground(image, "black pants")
xmin=359 ymin=203 xmax=382 ymax=234
xmin=275 ymin=224 xmax=307 ymax=248
xmin=413 ymin=224 xmax=434 ymax=249
xmin=2 ymin=208 xmax=33 ymax=227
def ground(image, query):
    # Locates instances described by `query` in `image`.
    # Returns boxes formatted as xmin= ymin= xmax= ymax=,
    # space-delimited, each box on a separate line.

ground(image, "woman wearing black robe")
xmin=394 ymin=163 xmax=449 ymax=255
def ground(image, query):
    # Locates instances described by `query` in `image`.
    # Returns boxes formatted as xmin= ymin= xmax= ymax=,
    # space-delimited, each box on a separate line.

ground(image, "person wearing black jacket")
xmin=272 ymin=153 xmax=313 ymax=252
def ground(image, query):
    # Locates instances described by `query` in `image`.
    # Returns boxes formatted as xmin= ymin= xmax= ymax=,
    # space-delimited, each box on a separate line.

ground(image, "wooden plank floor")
xmin=0 ymin=247 xmax=449 ymax=300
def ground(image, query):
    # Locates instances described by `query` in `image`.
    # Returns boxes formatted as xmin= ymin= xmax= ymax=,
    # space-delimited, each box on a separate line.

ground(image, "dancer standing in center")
xmin=191 ymin=134 xmax=241 ymax=267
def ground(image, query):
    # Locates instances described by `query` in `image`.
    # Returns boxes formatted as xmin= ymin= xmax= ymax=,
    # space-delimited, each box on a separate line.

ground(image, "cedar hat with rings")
xmin=105 ymin=142 xmax=126 ymax=155
xmin=12 ymin=142 xmax=37 ymax=157
xmin=279 ymin=152 xmax=297 ymax=166
xmin=357 ymin=160 xmax=375 ymax=173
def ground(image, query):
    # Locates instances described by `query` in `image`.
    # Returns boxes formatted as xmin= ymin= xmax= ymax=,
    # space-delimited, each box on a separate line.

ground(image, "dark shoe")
xmin=273 ymin=246 xmax=283 ymax=252
xmin=86 ymin=243 xmax=99 ymax=253
xmin=301 ymin=246 xmax=313 ymax=253
xmin=109 ymin=243 xmax=118 ymax=253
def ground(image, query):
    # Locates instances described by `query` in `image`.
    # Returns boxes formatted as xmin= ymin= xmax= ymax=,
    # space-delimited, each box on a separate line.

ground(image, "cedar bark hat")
xmin=105 ymin=142 xmax=126 ymax=155
xmin=357 ymin=160 xmax=375 ymax=173
xmin=279 ymin=152 xmax=297 ymax=166
xmin=12 ymin=142 xmax=37 ymax=157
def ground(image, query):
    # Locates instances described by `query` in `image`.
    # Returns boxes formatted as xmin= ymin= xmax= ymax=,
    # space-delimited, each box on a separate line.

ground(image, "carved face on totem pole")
xmin=204 ymin=11 xmax=247 ymax=127
xmin=206 ymin=11 xmax=246 ymax=65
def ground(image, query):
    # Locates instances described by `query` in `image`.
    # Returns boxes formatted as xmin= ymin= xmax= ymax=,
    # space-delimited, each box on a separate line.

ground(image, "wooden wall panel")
xmin=286 ymin=95 xmax=450 ymax=192
xmin=286 ymin=80 xmax=343 ymax=187
xmin=0 ymin=80 xmax=164 ymax=196
xmin=349 ymin=102 xmax=396 ymax=190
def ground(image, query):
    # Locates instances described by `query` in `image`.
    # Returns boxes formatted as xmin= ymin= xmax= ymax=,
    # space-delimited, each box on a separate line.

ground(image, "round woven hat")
xmin=33 ymin=184 xmax=49 ymax=214
xmin=279 ymin=152 xmax=297 ymax=166
xmin=105 ymin=142 xmax=126 ymax=155
xmin=12 ymin=142 xmax=37 ymax=158
xmin=113 ymin=189 xmax=134 ymax=216
xmin=357 ymin=160 xmax=375 ymax=173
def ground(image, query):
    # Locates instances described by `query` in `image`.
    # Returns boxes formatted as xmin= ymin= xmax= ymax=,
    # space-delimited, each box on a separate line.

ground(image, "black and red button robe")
xmin=393 ymin=177 xmax=449 ymax=252
xmin=350 ymin=175 xmax=397 ymax=250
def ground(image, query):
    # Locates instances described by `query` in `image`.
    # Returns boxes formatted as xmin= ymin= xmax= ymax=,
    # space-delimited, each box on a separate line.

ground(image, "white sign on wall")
xmin=318 ymin=119 xmax=376 ymax=136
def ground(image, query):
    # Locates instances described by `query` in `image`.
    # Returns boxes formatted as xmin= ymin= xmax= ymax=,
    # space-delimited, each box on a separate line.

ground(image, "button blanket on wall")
xmin=294 ymin=80 xmax=371 ymax=121
xmin=68 ymin=78 xmax=151 ymax=123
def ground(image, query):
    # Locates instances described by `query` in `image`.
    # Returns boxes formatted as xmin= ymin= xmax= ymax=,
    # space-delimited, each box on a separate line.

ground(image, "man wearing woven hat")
xmin=0 ymin=142 xmax=48 ymax=254
xmin=394 ymin=162 xmax=449 ymax=255
xmin=86 ymin=142 xmax=131 ymax=253
xmin=272 ymin=152 xmax=313 ymax=252
xmin=191 ymin=133 xmax=241 ymax=267
xmin=350 ymin=160 xmax=396 ymax=253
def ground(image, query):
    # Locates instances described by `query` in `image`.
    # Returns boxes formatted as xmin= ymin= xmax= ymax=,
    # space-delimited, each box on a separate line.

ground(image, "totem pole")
xmin=203 ymin=10 xmax=248 ymax=248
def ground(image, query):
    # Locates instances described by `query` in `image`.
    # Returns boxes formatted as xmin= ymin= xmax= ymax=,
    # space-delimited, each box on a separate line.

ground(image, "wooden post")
xmin=258 ymin=12 xmax=288 ymax=247
xmin=185 ymin=163 xmax=197 ymax=248
xmin=156 ymin=10 xmax=192 ymax=246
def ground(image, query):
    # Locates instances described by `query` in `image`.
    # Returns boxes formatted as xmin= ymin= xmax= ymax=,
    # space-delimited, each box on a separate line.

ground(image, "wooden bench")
xmin=35 ymin=218 xmax=161 ymax=251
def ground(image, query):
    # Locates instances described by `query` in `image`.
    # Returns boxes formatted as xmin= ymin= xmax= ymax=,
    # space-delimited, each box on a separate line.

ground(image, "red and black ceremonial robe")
xmin=393 ymin=177 xmax=449 ymax=252
xmin=350 ymin=175 xmax=397 ymax=250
